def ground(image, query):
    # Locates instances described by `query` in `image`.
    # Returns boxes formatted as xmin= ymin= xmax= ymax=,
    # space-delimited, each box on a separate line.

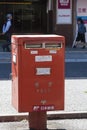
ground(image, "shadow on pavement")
xmin=0 ymin=63 xmax=11 ymax=80
xmin=47 ymin=129 xmax=66 ymax=130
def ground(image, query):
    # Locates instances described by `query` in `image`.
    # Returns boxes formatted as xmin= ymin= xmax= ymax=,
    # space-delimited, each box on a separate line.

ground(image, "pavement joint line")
xmin=65 ymin=59 xmax=87 ymax=62
xmin=0 ymin=62 xmax=11 ymax=64
xmin=65 ymin=51 xmax=87 ymax=53
xmin=0 ymin=112 xmax=87 ymax=122
xmin=1 ymin=59 xmax=87 ymax=63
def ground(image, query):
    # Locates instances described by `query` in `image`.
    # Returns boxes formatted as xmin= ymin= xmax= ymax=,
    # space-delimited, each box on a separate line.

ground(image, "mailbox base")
xmin=29 ymin=111 xmax=47 ymax=130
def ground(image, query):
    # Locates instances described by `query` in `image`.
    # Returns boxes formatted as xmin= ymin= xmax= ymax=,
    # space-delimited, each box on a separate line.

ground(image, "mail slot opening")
xmin=25 ymin=43 xmax=42 ymax=49
xmin=25 ymin=42 xmax=62 ymax=49
xmin=45 ymin=43 xmax=62 ymax=48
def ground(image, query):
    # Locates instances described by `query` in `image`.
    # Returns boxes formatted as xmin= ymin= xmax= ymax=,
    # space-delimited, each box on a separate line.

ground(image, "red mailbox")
xmin=12 ymin=35 xmax=65 ymax=112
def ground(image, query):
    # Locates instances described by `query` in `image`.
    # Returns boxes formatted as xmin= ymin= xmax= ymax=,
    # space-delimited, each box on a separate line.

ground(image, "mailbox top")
xmin=11 ymin=34 xmax=65 ymax=45
xmin=12 ymin=34 xmax=63 ymax=38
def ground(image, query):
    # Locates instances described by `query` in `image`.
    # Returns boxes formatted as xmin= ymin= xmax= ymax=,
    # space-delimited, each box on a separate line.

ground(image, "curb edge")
xmin=0 ymin=112 xmax=87 ymax=122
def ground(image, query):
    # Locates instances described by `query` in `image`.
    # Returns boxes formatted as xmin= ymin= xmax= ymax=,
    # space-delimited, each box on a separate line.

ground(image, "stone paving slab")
xmin=0 ymin=119 xmax=87 ymax=130
xmin=47 ymin=119 xmax=87 ymax=130
xmin=0 ymin=52 xmax=11 ymax=63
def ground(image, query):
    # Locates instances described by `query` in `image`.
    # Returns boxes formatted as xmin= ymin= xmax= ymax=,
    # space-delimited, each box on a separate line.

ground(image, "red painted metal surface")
xmin=12 ymin=35 xmax=65 ymax=112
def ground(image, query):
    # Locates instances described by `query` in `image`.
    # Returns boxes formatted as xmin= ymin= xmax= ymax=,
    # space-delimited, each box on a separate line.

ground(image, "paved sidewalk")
xmin=0 ymin=119 xmax=87 ymax=130
xmin=65 ymin=47 xmax=87 ymax=62
xmin=0 ymin=52 xmax=11 ymax=63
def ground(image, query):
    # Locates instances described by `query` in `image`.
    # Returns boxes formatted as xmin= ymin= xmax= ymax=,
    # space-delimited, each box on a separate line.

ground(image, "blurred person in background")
xmin=1 ymin=14 xmax=13 ymax=52
xmin=73 ymin=17 xmax=86 ymax=49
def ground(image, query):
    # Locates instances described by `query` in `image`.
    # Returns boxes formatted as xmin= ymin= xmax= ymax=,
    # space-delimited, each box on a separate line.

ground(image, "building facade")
xmin=0 ymin=0 xmax=85 ymax=46
xmin=52 ymin=0 xmax=76 ymax=46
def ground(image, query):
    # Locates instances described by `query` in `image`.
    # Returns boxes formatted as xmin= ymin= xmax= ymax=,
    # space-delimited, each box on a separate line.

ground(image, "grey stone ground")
xmin=0 ymin=119 xmax=87 ymax=130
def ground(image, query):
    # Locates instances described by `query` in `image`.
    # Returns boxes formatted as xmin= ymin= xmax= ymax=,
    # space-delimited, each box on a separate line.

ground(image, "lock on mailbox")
xmin=12 ymin=35 xmax=65 ymax=112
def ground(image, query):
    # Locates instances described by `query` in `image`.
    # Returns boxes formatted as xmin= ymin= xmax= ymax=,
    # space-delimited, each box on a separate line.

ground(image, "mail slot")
xmin=12 ymin=35 xmax=65 ymax=112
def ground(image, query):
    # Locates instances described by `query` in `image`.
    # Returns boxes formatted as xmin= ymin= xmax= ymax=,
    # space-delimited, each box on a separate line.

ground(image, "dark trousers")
xmin=2 ymin=43 xmax=11 ymax=52
xmin=76 ymin=32 xmax=85 ymax=43
xmin=2 ymin=33 xmax=11 ymax=52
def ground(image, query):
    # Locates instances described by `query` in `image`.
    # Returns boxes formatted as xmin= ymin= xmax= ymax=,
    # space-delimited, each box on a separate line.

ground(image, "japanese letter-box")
xmin=12 ymin=35 xmax=65 ymax=112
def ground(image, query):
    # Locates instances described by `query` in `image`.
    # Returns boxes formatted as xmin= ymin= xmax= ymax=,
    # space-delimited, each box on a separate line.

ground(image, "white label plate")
xmin=35 ymin=55 xmax=52 ymax=62
xmin=49 ymin=50 xmax=57 ymax=54
xmin=13 ymin=54 xmax=16 ymax=63
xmin=36 ymin=68 xmax=51 ymax=75
xmin=30 ymin=50 xmax=38 ymax=54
